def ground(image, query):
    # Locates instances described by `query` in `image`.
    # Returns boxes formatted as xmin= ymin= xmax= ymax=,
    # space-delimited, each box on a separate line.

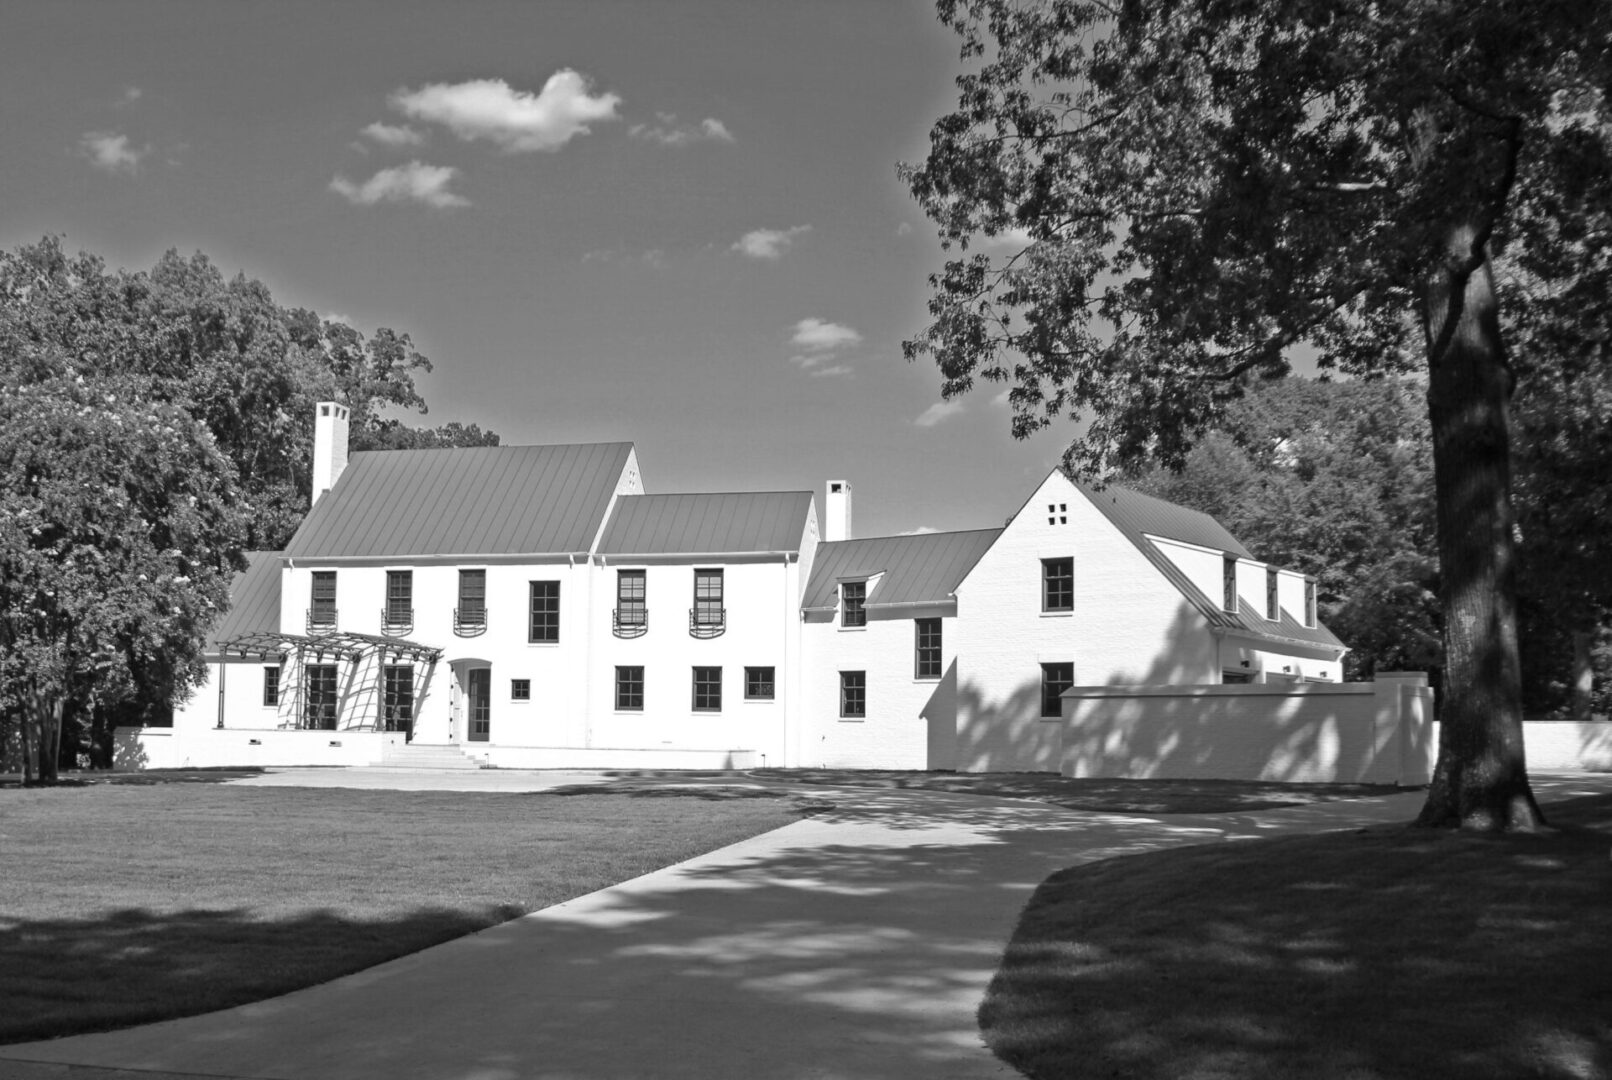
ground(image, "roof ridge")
xmin=821 ymin=526 xmax=1004 ymax=543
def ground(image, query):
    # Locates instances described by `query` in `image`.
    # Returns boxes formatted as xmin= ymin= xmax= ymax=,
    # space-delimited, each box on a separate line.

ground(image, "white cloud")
xmin=982 ymin=226 xmax=1035 ymax=248
xmin=899 ymin=525 xmax=940 ymax=536
xmin=362 ymin=121 xmax=424 ymax=147
xmin=580 ymin=247 xmax=669 ymax=268
xmin=329 ymin=161 xmax=469 ymax=208
xmin=914 ymin=400 xmax=966 ymax=428
xmin=325 ymin=312 xmax=353 ymax=326
xmin=392 ymin=71 xmax=620 ymax=153
xmin=80 ymin=131 xmax=146 ymax=174
xmin=791 ymin=317 xmax=862 ymax=353
xmin=992 ymin=388 xmax=1012 ymax=407
xmin=116 ymin=86 xmax=143 ymax=107
xmin=808 ymin=364 xmax=853 ymax=378
xmin=895 ymin=222 xmax=913 ymax=237
xmin=629 ymin=112 xmax=736 ymax=147
xmin=732 ymin=225 xmax=810 ymax=260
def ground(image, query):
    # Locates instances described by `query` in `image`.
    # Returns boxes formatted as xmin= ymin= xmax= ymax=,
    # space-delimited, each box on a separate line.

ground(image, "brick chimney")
xmin=824 ymin=480 xmax=852 ymax=542
xmin=312 ymin=402 xmax=350 ymax=504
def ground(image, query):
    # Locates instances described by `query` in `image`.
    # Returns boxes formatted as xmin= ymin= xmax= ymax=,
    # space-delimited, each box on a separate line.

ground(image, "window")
xmin=467 ymin=668 xmax=490 ymax=741
xmin=745 ymin=666 xmax=775 ymax=700
xmin=1040 ymin=662 xmax=1074 ymax=718
xmin=616 ymin=666 xmax=644 ymax=711
xmin=457 ymin=569 xmax=486 ymax=626
xmin=1266 ymin=567 xmax=1279 ymax=621
xmin=262 ymin=666 xmax=280 ymax=707
xmin=915 ymin=618 xmax=942 ymax=679
xmin=841 ymin=581 xmax=866 ymax=627
xmin=1042 ymin=557 xmax=1073 ymax=612
xmin=692 ymin=666 xmax=722 ymax=711
xmin=1223 ymin=670 xmax=1255 ymax=685
xmin=693 ymin=569 xmax=724 ymax=628
xmin=1223 ymin=556 xmax=1238 ymax=613
xmin=386 ymin=570 xmax=413 ymax=628
xmin=616 ymin=569 xmax=646 ymax=632
xmin=529 ymin=580 xmax=560 ymax=643
xmin=511 ymin=678 xmax=530 ymax=701
xmin=1046 ymin=502 xmax=1068 ymax=526
xmin=382 ymin=665 xmax=413 ymax=731
xmin=310 ymin=570 xmax=337 ymax=628
xmin=304 ymin=663 xmax=339 ymax=730
xmin=839 ymin=671 xmax=866 ymax=718
xmin=1304 ymin=579 xmax=1318 ymax=628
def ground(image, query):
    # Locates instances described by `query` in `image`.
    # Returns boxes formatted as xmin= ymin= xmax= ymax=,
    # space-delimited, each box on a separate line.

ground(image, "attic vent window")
xmin=831 ymin=482 xmax=843 ymax=493
xmin=1046 ymin=503 xmax=1068 ymax=525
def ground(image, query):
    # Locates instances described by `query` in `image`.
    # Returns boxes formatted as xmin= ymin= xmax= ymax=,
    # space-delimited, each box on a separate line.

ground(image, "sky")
xmin=0 ymin=0 xmax=1077 ymax=538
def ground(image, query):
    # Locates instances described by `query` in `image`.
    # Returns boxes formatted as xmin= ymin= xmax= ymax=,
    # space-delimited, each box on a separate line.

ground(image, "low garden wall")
xmin=1522 ymin=721 xmax=1612 ymax=772
xmin=114 ymin=728 xmax=395 ymax=770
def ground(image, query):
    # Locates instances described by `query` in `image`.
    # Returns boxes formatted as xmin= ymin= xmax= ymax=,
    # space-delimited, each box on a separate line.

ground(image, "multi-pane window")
xmin=468 ymin=668 xmax=490 ymax=741
xmin=382 ymin=664 xmax=414 ymax=731
xmin=511 ymin=678 xmax=531 ymax=701
xmin=693 ymin=569 xmax=724 ymax=627
xmin=262 ymin=665 xmax=280 ymax=707
xmin=386 ymin=570 xmax=413 ymax=628
xmin=841 ymin=581 xmax=866 ymax=627
xmin=310 ymin=571 xmax=337 ymax=627
xmin=616 ymin=666 xmax=644 ymax=711
xmin=1040 ymin=662 xmax=1075 ymax=718
xmin=304 ymin=663 xmax=339 ymax=729
xmin=529 ymin=580 xmax=560 ymax=643
xmin=618 ymin=569 xmax=647 ymax=627
xmin=1266 ymin=567 xmax=1279 ymax=621
xmin=839 ymin=671 xmax=866 ymax=718
xmin=1304 ymin=579 xmax=1318 ymax=628
xmin=915 ymin=618 xmax=942 ymax=679
xmin=458 ymin=569 xmax=486 ymax=626
xmin=1042 ymin=558 xmax=1073 ymax=612
xmin=745 ymin=666 xmax=775 ymax=700
xmin=692 ymin=666 xmax=722 ymax=711
xmin=1223 ymin=556 xmax=1239 ymax=613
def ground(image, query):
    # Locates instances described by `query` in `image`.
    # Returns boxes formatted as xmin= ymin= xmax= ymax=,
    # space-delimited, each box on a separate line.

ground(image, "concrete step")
xmin=373 ymin=743 xmax=485 ymax=770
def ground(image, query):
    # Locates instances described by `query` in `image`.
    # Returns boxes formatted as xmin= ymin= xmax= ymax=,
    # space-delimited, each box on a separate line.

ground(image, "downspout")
xmin=216 ymin=657 xmax=226 ymax=729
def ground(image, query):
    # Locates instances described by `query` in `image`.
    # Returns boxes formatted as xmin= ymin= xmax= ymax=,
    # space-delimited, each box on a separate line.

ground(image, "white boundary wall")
xmin=1060 ymin=672 xmax=1436 ymax=784
xmin=115 ymin=728 xmax=395 ymax=769
xmin=1523 ymin=722 xmax=1612 ymax=771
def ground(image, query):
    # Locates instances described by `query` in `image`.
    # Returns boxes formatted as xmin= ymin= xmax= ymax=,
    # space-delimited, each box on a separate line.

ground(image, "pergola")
xmin=212 ymin=631 xmax=444 ymax=729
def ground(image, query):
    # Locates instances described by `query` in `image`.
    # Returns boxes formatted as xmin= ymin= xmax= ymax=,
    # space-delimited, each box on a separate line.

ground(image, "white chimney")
xmin=312 ymin=402 xmax=350 ymax=504
xmin=824 ymin=480 xmax=852 ymax=542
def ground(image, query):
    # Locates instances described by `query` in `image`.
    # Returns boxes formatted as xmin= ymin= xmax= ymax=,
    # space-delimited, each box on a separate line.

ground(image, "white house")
xmin=129 ymin=403 xmax=1348 ymax=772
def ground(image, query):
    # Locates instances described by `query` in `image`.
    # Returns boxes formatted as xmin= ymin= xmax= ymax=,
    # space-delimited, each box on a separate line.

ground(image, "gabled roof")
xmin=598 ymin=492 xmax=813 ymax=556
xmin=284 ymin=443 xmax=634 ymax=559
xmin=1074 ymin=478 xmax=1345 ymax=651
xmin=205 ymin=551 xmax=281 ymax=651
xmin=802 ymin=528 xmax=1002 ymax=612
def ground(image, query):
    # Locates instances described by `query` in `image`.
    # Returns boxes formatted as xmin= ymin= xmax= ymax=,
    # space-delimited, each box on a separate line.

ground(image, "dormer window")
xmin=1304 ymin=579 xmax=1318 ymax=628
xmin=841 ymin=581 xmax=867 ymax=628
xmin=1266 ymin=567 xmax=1279 ymax=621
xmin=1223 ymin=556 xmax=1238 ymax=613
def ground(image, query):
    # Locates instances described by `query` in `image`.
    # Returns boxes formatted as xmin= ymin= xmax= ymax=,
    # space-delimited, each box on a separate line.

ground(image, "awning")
xmin=216 ymin=631 xmax=443 ymax=664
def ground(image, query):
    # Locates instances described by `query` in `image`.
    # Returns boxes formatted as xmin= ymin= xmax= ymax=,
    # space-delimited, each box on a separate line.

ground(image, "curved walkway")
xmin=6 ymin=773 xmax=1605 ymax=1080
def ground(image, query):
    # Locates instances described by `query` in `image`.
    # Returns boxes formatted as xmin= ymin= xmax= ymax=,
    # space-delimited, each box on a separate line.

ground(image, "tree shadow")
xmin=1 ymin=767 xmax=267 ymax=789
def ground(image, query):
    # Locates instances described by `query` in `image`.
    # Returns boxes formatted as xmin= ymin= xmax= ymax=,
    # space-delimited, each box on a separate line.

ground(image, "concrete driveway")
xmin=5 ymin=773 xmax=1605 ymax=1080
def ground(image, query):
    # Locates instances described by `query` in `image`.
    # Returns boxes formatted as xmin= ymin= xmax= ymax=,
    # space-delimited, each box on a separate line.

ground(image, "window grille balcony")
xmin=306 ymin=608 xmax=338 ymax=634
xmin=689 ymin=607 xmax=726 ymax=639
xmin=380 ymin=607 xmax=414 ymax=635
xmin=453 ymin=606 xmax=487 ymax=637
xmin=613 ymin=607 xmax=648 ymax=638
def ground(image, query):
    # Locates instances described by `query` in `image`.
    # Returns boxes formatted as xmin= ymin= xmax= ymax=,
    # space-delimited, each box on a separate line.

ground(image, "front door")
xmin=468 ymin=667 xmax=490 ymax=742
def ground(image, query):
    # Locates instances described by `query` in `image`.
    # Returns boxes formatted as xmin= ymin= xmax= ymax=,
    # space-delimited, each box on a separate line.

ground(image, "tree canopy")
xmin=904 ymin=0 xmax=1612 ymax=829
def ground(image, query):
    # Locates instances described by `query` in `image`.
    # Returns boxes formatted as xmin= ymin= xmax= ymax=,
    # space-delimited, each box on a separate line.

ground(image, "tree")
xmin=1127 ymin=377 xmax=1441 ymax=681
xmin=0 ymin=378 xmax=247 ymax=782
xmin=356 ymin=419 xmax=502 ymax=451
xmin=904 ymin=0 xmax=1612 ymax=829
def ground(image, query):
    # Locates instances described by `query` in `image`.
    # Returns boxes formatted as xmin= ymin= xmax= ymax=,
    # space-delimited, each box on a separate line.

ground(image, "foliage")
xmin=357 ymin=419 xmax=502 ymax=451
xmin=904 ymin=0 xmax=1612 ymax=828
xmin=0 ymin=378 xmax=248 ymax=782
xmin=1127 ymin=378 xmax=1440 ymax=681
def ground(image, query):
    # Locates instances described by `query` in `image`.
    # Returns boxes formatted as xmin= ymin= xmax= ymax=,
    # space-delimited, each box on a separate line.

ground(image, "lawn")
xmin=0 ymin=780 xmax=807 ymax=1044
xmin=752 ymin=768 xmax=1406 ymax=814
xmin=980 ymin=792 xmax=1612 ymax=1080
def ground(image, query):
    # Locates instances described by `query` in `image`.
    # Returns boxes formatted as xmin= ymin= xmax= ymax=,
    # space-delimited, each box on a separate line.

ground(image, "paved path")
xmin=4 ymin=773 xmax=1607 ymax=1080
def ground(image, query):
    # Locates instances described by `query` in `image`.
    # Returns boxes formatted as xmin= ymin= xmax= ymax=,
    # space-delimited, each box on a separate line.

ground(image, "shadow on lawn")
xmin=2 ymin=768 xmax=269 ymax=789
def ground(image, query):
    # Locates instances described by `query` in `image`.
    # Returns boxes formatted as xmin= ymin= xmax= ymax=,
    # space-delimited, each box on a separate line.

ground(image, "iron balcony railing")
xmin=613 ymin=607 xmax=648 ymax=638
xmin=380 ymin=607 xmax=414 ymax=635
xmin=689 ymin=607 xmax=726 ymax=639
xmin=453 ymin=606 xmax=487 ymax=637
xmin=306 ymin=607 xmax=338 ymax=634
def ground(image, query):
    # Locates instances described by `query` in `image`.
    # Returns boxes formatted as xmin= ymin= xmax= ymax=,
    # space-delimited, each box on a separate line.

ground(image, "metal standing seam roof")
xmin=1074 ymin=479 xmax=1346 ymax=651
xmin=802 ymin=528 xmax=1003 ymax=611
xmin=597 ymin=491 xmax=814 ymax=555
xmin=283 ymin=443 xmax=635 ymax=559
xmin=204 ymin=551 xmax=282 ymax=651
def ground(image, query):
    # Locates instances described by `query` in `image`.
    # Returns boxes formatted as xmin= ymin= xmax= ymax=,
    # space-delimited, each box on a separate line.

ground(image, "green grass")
xmin=0 ymin=781 xmax=806 ymax=1044
xmin=980 ymin=792 xmax=1612 ymax=1080
xmin=753 ymin=768 xmax=1407 ymax=814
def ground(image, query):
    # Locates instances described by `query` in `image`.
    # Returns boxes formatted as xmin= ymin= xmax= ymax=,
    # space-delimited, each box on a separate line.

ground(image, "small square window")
xmin=511 ymin=679 xmax=531 ymax=701
xmin=1042 ymin=557 xmax=1073 ymax=612
xmin=840 ymin=671 xmax=866 ymax=718
xmin=693 ymin=666 xmax=722 ymax=711
xmin=1040 ymin=662 xmax=1074 ymax=718
xmin=745 ymin=666 xmax=775 ymax=700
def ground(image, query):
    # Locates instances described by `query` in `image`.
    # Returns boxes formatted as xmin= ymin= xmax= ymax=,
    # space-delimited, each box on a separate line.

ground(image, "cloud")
xmin=80 ymin=131 xmax=146 ymax=174
xmin=732 ymin=225 xmax=810 ymax=260
xmin=992 ymin=388 xmax=1012 ymax=407
xmin=981 ymin=225 xmax=1035 ymax=249
xmin=116 ymin=86 xmax=142 ymax=107
xmin=899 ymin=525 xmax=940 ymax=536
xmin=914 ymin=400 xmax=966 ymax=428
xmin=361 ymin=121 xmax=425 ymax=147
xmin=629 ymin=113 xmax=735 ymax=147
xmin=791 ymin=318 xmax=862 ymax=353
xmin=325 ymin=312 xmax=353 ymax=326
xmin=392 ymin=71 xmax=620 ymax=153
xmin=895 ymin=222 xmax=913 ymax=237
xmin=808 ymin=364 xmax=854 ymax=378
xmin=329 ymin=161 xmax=469 ymax=208
xmin=580 ymin=247 xmax=668 ymax=268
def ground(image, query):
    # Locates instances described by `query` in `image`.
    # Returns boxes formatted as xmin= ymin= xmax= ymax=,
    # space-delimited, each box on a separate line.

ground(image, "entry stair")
xmin=370 ymin=743 xmax=486 ymax=770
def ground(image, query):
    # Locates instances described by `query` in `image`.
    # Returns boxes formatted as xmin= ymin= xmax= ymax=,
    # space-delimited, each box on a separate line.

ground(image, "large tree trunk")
xmin=1416 ymin=224 xmax=1544 ymax=831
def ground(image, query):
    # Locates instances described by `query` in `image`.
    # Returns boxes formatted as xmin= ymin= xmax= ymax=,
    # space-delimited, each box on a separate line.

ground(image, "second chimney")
xmin=824 ymin=480 xmax=852 ymax=542
xmin=312 ymin=402 xmax=350 ymax=504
